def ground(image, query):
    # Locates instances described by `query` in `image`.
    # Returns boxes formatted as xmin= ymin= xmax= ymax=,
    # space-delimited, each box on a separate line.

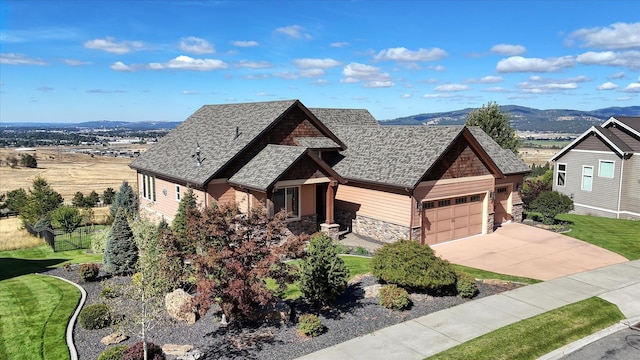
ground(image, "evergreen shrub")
xmin=78 ymin=303 xmax=112 ymax=330
xmin=98 ymin=345 xmax=127 ymax=360
xmin=298 ymin=314 xmax=323 ymax=337
xmin=379 ymin=284 xmax=411 ymax=310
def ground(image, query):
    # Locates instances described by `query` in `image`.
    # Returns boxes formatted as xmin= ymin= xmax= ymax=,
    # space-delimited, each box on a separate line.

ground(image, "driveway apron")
xmin=432 ymin=222 xmax=628 ymax=280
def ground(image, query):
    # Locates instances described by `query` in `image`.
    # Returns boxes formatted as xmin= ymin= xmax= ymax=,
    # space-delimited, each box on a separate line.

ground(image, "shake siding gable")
xmin=335 ymin=184 xmax=411 ymax=226
xmin=423 ymin=140 xmax=492 ymax=181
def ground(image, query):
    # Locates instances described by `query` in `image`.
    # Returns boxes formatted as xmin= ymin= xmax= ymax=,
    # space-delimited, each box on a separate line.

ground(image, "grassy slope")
xmin=451 ymin=264 xmax=540 ymax=284
xmin=427 ymin=297 xmax=624 ymax=360
xmin=557 ymin=214 xmax=640 ymax=260
xmin=0 ymin=274 xmax=80 ymax=360
xmin=0 ymin=245 xmax=101 ymax=359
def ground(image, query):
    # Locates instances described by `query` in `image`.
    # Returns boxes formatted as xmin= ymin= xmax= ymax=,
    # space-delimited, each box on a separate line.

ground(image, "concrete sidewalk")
xmin=297 ymin=260 xmax=640 ymax=360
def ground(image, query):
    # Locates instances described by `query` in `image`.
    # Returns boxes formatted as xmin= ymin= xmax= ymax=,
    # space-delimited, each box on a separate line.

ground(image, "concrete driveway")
xmin=433 ymin=222 xmax=628 ymax=280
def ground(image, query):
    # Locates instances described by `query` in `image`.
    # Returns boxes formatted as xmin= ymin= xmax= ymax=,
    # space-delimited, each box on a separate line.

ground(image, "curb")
xmin=537 ymin=315 xmax=640 ymax=360
xmin=40 ymin=274 xmax=87 ymax=360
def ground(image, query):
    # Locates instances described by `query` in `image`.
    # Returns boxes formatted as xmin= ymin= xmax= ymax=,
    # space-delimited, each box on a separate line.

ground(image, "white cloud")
xmin=86 ymin=89 xmax=125 ymax=94
xmin=84 ymin=37 xmax=144 ymax=54
xmin=610 ymin=71 xmax=625 ymax=79
xmin=178 ymin=37 xmax=215 ymax=54
xmin=292 ymin=58 xmax=341 ymax=69
xmin=422 ymin=93 xmax=454 ymax=98
xmin=597 ymin=82 xmax=618 ymax=90
xmin=272 ymin=72 xmax=297 ymax=80
xmin=300 ymin=69 xmax=325 ymax=78
xmin=483 ymin=87 xmax=511 ymax=93
xmin=275 ymin=25 xmax=311 ymax=39
xmin=244 ymin=74 xmax=271 ymax=80
xmin=330 ymin=42 xmax=350 ymax=48
xmin=596 ymin=82 xmax=618 ymax=90
xmin=568 ymin=22 xmax=640 ymax=50
xmin=374 ymin=47 xmax=447 ymax=62
xmin=0 ymin=53 xmax=48 ymax=65
xmin=182 ymin=90 xmax=200 ymax=95
xmin=313 ymin=79 xmax=329 ymax=85
xmin=490 ymin=44 xmax=526 ymax=56
xmin=428 ymin=65 xmax=446 ymax=72
xmin=517 ymin=80 xmax=578 ymax=93
xmin=401 ymin=94 xmax=412 ymax=98
xmin=623 ymin=82 xmax=640 ymax=93
xmin=496 ymin=56 xmax=574 ymax=73
xmin=528 ymin=75 xmax=590 ymax=84
xmin=233 ymin=40 xmax=259 ymax=47
xmin=434 ymin=84 xmax=469 ymax=92
xmin=37 ymin=86 xmax=54 ymax=92
xmin=464 ymin=76 xmax=503 ymax=84
xmin=576 ymin=51 xmax=640 ymax=70
xmin=110 ymin=61 xmax=136 ymax=72
xmin=236 ymin=60 xmax=273 ymax=69
xmin=149 ymin=55 xmax=227 ymax=71
xmin=256 ymin=91 xmax=269 ymax=96
xmin=341 ymin=62 xmax=394 ymax=88
xmin=61 ymin=59 xmax=91 ymax=66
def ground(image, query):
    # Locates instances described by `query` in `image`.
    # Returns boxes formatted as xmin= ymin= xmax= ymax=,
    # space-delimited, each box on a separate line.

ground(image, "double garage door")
xmin=422 ymin=194 xmax=484 ymax=245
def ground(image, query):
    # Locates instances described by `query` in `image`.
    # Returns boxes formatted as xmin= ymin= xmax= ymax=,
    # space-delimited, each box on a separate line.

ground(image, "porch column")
xmin=266 ymin=190 xmax=274 ymax=218
xmin=325 ymin=180 xmax=337 ymax=224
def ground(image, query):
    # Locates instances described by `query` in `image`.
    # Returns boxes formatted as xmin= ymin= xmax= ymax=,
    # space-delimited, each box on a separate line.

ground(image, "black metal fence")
xmin=24 ymin=222 xmax=96 ymax=252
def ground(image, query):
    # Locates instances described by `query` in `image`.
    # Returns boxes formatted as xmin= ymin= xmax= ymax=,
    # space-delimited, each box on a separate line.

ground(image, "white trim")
xmin=598 ymin=159 xmax=615 ymax=178
xmin=617 ymin=158 xmax=625 ymax=219
xmin=275 ymin=177 xmax=331 ymax=187
xmin=556 ymin=163 xmax=567 ymax=187
xmin=602 ymin=117 xmax=640 ymax=138
xmin=574 ymin=202 xmax=640 ymax=218
xmin=550 ymin=126 xmax=626 ymax=161
xmin=581 ymin=165 xmax=593 ymax=191
xmin=570 ymin=149 xmax=618 ymax=155
xmin=175 ymin=184 xmax=181 ymax=201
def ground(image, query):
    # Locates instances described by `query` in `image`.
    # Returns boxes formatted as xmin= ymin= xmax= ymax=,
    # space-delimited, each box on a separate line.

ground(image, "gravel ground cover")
xmin=45 ymin=265 xmax=522 ymax=360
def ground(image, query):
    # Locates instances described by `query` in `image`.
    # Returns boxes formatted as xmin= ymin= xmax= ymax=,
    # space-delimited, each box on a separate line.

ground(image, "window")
xmin=273 ymin=187 xmax=299 ymax=219
xmin=455 ymin=197 xmax=467 ymax=204
xmin=142 ymin=174 xmax=156 ymax=201
xmin=556 ymin=163 xmax=567 ymax=187
xmin=496 ymin=187 xmax=508 ymax=193
xmin=599 ymin=160 xmax=615 ymax=178
xmin=175 ymin=185 xmax=181 ymax=201
xmin=470 ymin=195 xmax=481 ymax=202
xmin=438 ymin=199 xmax=451 ymax=207
xmin=581 ymin=166 xmax=593 ymax=191
xmin=423 ymin=202 xmax=435 ymax=209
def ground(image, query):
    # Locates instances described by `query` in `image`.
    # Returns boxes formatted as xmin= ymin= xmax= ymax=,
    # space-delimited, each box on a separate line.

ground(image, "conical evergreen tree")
xmin=104 ymin=209 xmax=138 ymax=275
xmin=171 ymin=188 xmax=197 ymax=245
xmin=110 ymin=181 xmax=139 ymax=218
xmin=299 ymin=233 xmax=349 ymax=307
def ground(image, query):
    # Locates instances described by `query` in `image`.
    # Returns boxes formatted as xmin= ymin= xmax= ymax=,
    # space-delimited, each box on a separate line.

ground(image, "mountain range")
xmin=382 ymin=105 xmax=640 ymax=133
xmin=3 ymin=105 xmax=639 ymax=134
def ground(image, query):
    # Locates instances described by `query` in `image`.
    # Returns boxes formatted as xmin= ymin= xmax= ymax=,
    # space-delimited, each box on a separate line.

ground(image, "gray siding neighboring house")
xmin=551 ymin=116 xmax=640 ymax=220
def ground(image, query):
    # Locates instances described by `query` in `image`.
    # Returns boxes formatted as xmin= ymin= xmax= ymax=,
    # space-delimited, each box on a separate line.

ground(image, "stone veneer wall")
xmin=335 ymin=209 xmax=356 ymax=232
xmin=352 ymin=214 xmax=411 ymax=243
xmin=286 ymin=215 xmax=318 ymax=236
xmin=511 ymin=203 xmax=524 ymax=223
xmin=140 ymin=206 xmax=170 ymax=225
xmin=487 ymin=212 xmax=495 ymax=233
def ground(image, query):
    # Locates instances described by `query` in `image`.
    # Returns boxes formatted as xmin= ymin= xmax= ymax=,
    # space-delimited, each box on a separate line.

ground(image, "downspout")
xmin=246 ymin=188 xmax=251 ymax=214
xmin=616 ymin=157 xmax=625 ymax=219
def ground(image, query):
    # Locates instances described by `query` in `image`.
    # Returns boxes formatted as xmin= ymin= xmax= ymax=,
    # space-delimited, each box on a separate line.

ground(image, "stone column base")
xmin=320 ymin=223 xmax=340 ymax=240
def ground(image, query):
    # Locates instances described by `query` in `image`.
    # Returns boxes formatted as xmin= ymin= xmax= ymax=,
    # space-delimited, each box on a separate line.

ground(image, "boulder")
xmin=363 ymin=284 xmax=382 ymax=298
xmin=162 ymin=344 xmax=193 ymax=356
xmin=249 ymin=300 xmax=292 ymax=324
xmin=100 ymin=332 xmax=127 ymax=345
xmin=178 ymin=349 xmax=203 ymax=360
xmin=165 ymin=289 xmax=197 ymax=324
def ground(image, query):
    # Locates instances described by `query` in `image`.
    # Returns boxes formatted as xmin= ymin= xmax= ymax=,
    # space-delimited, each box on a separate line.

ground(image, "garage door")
xmin=494 ymin=186 xmax=511 ymax=224
xmin=422 ymin=194 xmax=484 ymax=245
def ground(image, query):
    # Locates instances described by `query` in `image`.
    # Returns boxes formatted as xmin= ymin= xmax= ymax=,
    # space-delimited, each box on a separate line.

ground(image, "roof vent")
xmin=192 ymin=142 xmax=205 ymax=167
xmin=234 ymin=126 xmax=241 ymax=140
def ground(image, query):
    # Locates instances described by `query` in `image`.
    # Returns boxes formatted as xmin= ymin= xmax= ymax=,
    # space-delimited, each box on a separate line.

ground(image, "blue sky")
xmin=1 ymin=0 xmax=639 ymax=123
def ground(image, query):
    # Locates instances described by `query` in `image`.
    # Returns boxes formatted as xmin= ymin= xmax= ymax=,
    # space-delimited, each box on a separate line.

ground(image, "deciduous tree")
xmin=19 ymin=154 xmax=37 ymax=168
xmin=465 ymin=101 xmax=521 ymax=154
xmin=529 ymin=191 xmax=574 ymax=225
xmin=51 ymin=205 xmax=83 ymax=234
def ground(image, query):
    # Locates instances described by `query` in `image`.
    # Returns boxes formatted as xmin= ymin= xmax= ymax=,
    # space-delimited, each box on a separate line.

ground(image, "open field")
xmin=0 ymin=217 xmax=44 ymax=251
xmin=0 ymin=147 xmax=138 ymax=201
xmin=519 ymin=147 xmax=556 ymax=165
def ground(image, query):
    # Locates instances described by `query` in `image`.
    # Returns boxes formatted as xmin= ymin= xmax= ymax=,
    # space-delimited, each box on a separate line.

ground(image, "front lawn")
xmin=0 ymin=246 xmax=102 ymax=359
xmin=0 ymin=274 xmax=80 ymax=360
xmin=557 ymin=214 xmax=640 ymax=260
xmin=427 ymin=297 xmax=624 ymax=360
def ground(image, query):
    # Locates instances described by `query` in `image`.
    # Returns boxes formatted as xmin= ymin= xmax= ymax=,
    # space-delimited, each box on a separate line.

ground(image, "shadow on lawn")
xmin=0 ymin=257 xmax=68 ymax=281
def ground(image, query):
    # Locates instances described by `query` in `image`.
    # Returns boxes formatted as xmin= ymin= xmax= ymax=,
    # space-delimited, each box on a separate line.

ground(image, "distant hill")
xmin=382 ymin=105 xmax=640 ymax=133
xmin=1 ymin=120 xmax=181 ymax=130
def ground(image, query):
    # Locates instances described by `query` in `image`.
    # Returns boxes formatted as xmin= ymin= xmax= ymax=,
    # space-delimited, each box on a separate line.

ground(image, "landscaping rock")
xmin=363 ymin=284 xmax=382 ymax=298
xmin=162 ymin=344 xmax=193 ymax=356
xmin=410 ymin=293 xmax=434 ymax=302
xmin=165 ymin=289 xmax=197 ymax=324
xmin=178 ymin=349 xmax=203 ymax=360
xmin=100 ymin=332 xmax=127 ymax=345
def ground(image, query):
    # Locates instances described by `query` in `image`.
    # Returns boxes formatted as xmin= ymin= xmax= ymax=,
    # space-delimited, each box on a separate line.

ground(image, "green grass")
xmin=427 ymin=297 xmax=624 ymax=360
xmin=557 ymin=214 xmax=640 ymax=260
xmin=451 ymin=264 xmax=540 ymax=284
xmin=0 ymin=245 xmax=102 ymax=359
xmin=522 ymin=139 xmax=571 ymax=148
xmin=0 ymin=274 xmax=80 ymax=360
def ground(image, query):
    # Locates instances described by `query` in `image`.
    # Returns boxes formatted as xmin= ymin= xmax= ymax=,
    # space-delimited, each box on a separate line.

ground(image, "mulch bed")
xmin=45 ymin=266 xmax=523 ymax=360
